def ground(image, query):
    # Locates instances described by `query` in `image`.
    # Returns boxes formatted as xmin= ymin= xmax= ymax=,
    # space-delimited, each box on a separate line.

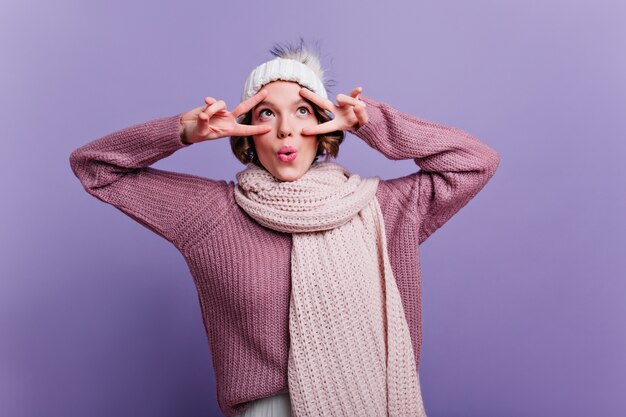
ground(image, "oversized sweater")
xmin=68 ymin=95 xmax=500 ymax=417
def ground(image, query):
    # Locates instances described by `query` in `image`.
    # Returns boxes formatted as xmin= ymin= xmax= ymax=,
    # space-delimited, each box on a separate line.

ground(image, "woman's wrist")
xmin=180 ymin=124 xmax=191 ymax=144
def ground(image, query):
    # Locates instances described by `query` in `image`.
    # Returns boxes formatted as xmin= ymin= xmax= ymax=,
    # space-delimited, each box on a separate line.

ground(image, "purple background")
xmin=2 ymin=1 xmax=625 ymax=416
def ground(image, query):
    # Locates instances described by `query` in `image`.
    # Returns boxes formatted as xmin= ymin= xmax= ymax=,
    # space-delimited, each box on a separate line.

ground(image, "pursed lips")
xmin=277 ymin=145 xmax=298 ymax=155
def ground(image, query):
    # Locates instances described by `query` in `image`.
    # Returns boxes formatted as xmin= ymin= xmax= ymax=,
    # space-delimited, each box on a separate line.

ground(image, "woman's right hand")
xmin=179 ymin=90 xmax=272 ymax=144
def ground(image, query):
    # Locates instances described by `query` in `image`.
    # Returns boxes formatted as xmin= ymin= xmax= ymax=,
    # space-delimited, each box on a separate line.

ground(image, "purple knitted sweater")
xmin=69 ymin=95 xmax=499 ymax=417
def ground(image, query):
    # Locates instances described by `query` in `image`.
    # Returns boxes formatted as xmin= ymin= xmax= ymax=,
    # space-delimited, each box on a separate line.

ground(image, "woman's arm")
xmin=352 ymin=95 xmax=500 ymax=244
xmin=68 ymin=113 xmax=229 ymax=246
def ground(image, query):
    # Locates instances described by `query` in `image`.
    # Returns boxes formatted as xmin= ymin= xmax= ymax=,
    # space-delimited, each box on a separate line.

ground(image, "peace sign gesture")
xmin=299 ymin=86 xmax=368 ymax=136
xmin=180 ymin=90 xmax=272 ymax=144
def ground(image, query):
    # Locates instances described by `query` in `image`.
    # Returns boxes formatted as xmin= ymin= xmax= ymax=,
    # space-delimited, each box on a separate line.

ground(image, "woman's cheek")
xmin=256 ymin=123 xmax=273 ymax=138
xmin=260 ymin=120 xmax=274 ymax=133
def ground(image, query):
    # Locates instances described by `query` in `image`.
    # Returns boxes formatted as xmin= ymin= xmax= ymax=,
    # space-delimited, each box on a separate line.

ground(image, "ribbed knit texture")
xmin=241 ymin=57 xmax=328 ymax=102
xmin=234 ymin=161 xmax=425 ymax=416
xmin=68 ymin=96 xmax=500 ymax=417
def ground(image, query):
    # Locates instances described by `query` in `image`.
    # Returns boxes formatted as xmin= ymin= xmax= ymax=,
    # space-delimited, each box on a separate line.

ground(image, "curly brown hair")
xmin=230 ymin=95 xmax=345 ymax=168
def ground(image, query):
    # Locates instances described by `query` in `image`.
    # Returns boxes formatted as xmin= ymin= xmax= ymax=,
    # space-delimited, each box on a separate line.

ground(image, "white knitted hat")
xmin=240 ymin=57 xmax=328 ymax=103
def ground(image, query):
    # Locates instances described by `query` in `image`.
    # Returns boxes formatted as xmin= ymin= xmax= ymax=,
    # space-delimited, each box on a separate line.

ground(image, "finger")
xmin=302 ymin=119 xmax=341 ymax=136
xmin=348 ymin=86 xmax=363 ymax=99
xmin=336 ymin=93 xmax=362 ymax=107
xmin=339 ymin=94 xmax=366 ymax=109
xmin=204 ymin=100 xmax=227 ymax=119
xmin=299 ymin=87 xmax=336 ymax=112
xmin=231 ymin=89 xmax=269 ymax=119
xmin=203 ymin=96 xmax=218 ymax=112
xmin=198 ymin=108 xmax=225 ymax=122
xmin=353 ymin=105 xmax=368 ymax=126
xmin=234 ymin=124 xmax=272 ymax=137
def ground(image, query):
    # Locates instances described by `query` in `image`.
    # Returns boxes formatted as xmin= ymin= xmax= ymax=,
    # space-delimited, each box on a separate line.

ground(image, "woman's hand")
xmin=299 ymin=86 xmax=368 ymax=136
xmin=180 ymin=90 xmax=272 ymax=144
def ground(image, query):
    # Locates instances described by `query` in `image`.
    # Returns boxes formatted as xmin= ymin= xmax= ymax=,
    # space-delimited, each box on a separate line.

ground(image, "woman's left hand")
xmin=299 ymin=86 xmax=368 ymax=135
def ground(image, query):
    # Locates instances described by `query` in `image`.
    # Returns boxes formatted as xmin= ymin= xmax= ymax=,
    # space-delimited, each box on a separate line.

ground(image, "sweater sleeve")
xmin=68 ymin=113 xmax=230 ymax=246
xmin=352 ymin=95 xmax=500 ymax=245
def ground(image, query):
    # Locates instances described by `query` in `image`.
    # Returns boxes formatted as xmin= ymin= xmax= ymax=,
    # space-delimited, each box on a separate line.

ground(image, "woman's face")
xmin=250 ymin=80 xmax=320 ymax=182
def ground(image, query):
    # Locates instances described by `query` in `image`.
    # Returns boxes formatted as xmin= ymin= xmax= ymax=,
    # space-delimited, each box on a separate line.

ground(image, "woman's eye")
xmin=259 ymin=107 xmax=310 ymax=118
xmin=259 ymin=109 xmax=273 ymax=118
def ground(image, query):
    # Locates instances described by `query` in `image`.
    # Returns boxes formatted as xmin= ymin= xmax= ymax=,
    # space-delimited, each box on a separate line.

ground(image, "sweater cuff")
xmin=350 ymin=95 xmax=386 ymax=150
xmin=163 ymin=112 xmax=192 ymax=149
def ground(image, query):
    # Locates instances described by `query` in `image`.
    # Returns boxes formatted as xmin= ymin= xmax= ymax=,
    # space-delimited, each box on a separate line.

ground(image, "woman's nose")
xmin=277 ymin=118 xmax=293 ymax=138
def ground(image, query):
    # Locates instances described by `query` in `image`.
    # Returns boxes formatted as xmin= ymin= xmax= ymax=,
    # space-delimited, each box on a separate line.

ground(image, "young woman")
xmin=69 ymin=40 xmax=500 ymax=417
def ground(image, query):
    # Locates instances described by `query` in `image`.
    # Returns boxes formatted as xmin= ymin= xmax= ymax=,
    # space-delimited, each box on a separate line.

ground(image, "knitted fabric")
xmin=240 ymin=58 xmax=328 ymax=103
xmin=234 ymin=161 xmax=427 ymax=417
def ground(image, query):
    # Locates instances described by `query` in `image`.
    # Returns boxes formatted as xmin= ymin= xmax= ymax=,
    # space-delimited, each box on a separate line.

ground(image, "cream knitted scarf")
xmin=234 ymin=161 xmax=427 ymax=417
